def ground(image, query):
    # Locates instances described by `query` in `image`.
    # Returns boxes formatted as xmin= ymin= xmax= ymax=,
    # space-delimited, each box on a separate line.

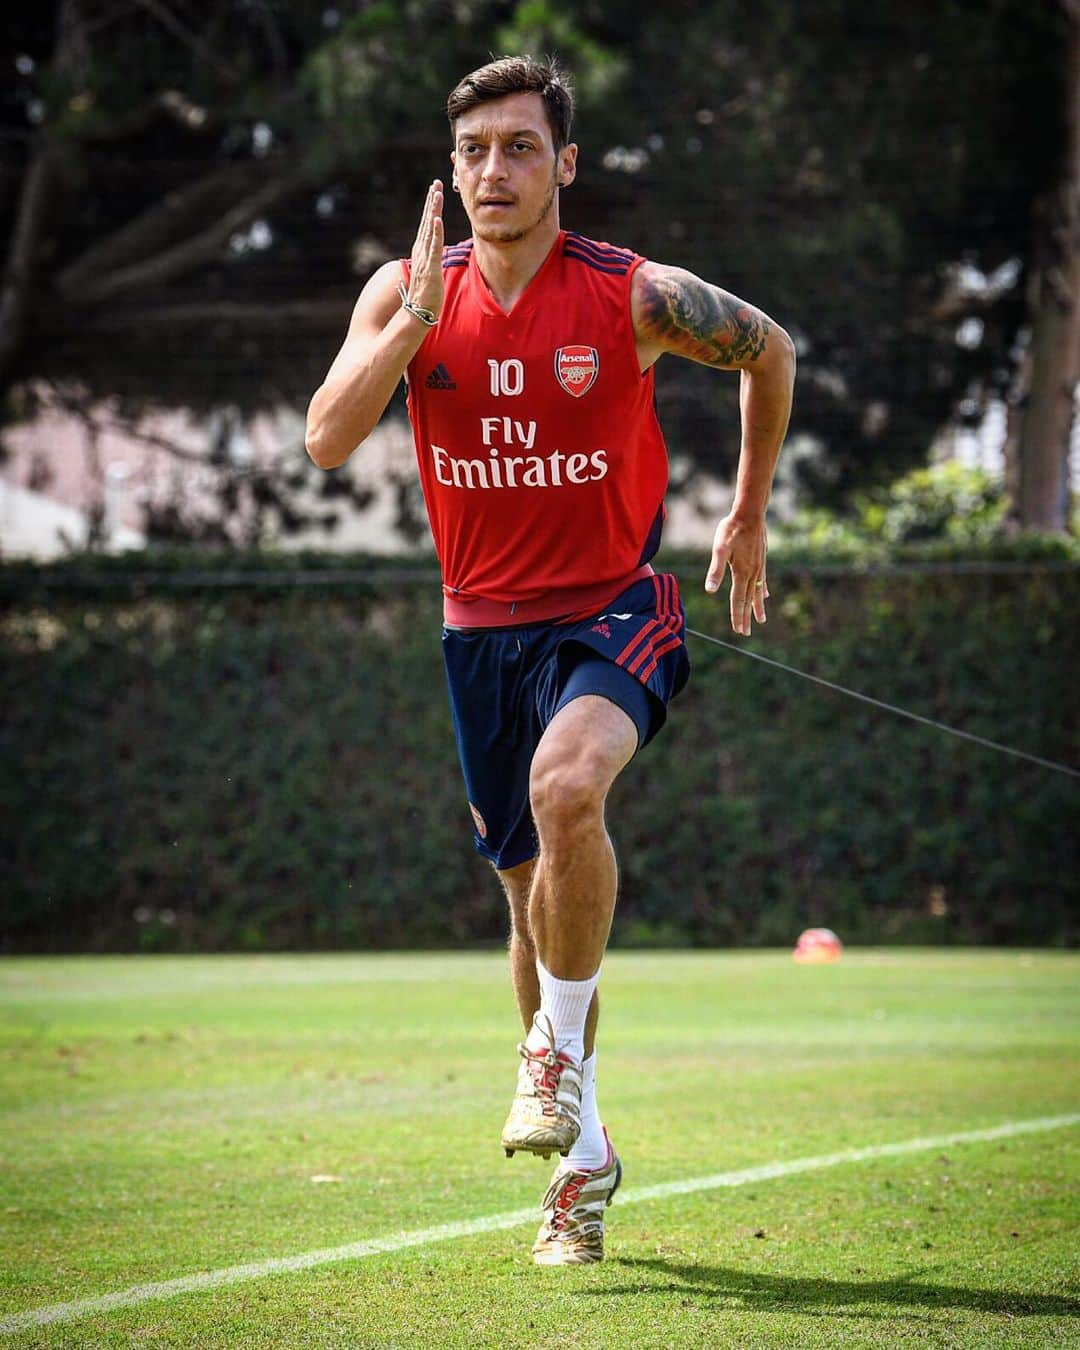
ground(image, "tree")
xmin=0 ymin=0 xmax=1070 ymax=540
xmin=1013 ymin=0 xmax=1079 ymax=532
xmin=595 ymin=0 xmax=1069 ymax=505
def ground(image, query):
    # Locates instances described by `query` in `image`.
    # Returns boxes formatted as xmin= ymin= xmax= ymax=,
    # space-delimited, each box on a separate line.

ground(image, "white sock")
xmin=564 ymin=1052 xmax=608 ymax=1171
xmin=527 ymin=958 xmax=599 ymax=1065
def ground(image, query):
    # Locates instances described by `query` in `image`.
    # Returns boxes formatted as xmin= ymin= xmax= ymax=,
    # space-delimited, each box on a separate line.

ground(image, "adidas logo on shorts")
xmin=425 ymin=363 xmax=456 ymax=390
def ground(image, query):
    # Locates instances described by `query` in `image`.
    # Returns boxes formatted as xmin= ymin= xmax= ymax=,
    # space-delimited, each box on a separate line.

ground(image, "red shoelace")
xmin=550 ymin=1174 xmax=585 ymax=1230
xmin=524 ymin=1048 xmax=563 ymax=1113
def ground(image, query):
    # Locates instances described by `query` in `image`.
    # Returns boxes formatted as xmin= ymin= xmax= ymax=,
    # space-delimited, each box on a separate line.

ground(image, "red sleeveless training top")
xmin=403 ymin=230 xmax=670 ymax=625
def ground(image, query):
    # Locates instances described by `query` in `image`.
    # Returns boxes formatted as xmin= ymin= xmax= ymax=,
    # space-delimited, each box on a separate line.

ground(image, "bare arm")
xmin=305 ymin=181 xmax=445 ymax=470
xmin=632 ymin=261 xmax=796 ymax=635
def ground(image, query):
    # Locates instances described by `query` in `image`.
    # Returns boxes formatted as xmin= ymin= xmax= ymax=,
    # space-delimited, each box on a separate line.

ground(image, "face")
xmin=451 ymin=91 xmax=577 ymax=243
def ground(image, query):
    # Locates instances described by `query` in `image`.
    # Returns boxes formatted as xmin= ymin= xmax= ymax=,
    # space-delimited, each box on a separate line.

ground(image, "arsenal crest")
xmin=554 ymin=345 xmax=599 ymax=398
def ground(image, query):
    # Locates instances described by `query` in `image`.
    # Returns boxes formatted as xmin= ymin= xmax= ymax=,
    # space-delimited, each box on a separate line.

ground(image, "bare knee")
xmin=528 ymin=696 xmax=636 ymax=839
xmin=529 ymin=743 xmax=608 ymax=839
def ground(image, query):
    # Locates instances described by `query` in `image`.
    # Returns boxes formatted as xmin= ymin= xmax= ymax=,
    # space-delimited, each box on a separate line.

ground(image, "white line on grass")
xmin=3 ymin=1112 xmax=1077 ymax=1334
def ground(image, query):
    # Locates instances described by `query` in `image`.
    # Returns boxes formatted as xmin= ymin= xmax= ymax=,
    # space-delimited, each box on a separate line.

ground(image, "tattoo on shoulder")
xmin=638 ymin=265 xmax=770 ymax=365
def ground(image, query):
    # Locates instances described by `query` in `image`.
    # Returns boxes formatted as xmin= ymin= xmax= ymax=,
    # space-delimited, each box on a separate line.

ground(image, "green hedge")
xmin=2 ymin=546 xmax=1077 ymax=951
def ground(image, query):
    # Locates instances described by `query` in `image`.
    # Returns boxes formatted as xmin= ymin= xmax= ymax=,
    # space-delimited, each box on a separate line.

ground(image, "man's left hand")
xmin=705 ymin=512 xmax=768 ymax=636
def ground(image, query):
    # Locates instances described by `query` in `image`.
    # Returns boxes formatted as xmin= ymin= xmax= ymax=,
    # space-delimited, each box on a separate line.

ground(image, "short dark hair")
xmin=447 ymin=56 xmax=574 ymax=149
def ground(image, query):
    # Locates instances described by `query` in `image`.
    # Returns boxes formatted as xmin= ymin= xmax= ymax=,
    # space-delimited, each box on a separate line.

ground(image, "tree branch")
xmin=55 ymin=163 xmax=255 ymax=297
xmin=38 ymin=297 xmax=353 ymax=335
xmin=0 ymin=140 xmax=54 ymax=387
xmin=132 ymin=0 xmax=240 ymax=85
xmin=43 ymin=382 xmax=212 ymax=466
xmin=65 ymin=165 xmax=315 ymax=305
xmin=252 ymin=0 xmax=288 ymax=79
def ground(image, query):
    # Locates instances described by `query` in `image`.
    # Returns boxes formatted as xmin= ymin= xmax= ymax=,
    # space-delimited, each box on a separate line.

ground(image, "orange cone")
xmin=793 ymin=927 xmax=843 ymax=963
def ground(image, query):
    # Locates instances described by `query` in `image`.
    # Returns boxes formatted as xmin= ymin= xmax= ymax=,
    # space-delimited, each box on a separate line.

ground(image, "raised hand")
xmin=407 ymin=180 xmax=445 ymax=320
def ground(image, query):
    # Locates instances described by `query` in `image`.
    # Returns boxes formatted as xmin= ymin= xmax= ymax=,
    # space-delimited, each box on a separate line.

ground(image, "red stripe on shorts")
xmin=616 ymin=575 xmax=681 ymax=680
xmin=629 ymin=617 xmax=676 ymax=676
xmin=632 ymin=577 xmax=682 ymax=678
xmin=629 ymin=615 xmax=682 ymax=677
xmin=615 ymin=619 xmax=659 ymax=669
xmin=638 ymin=632 xmax=684 ymax=681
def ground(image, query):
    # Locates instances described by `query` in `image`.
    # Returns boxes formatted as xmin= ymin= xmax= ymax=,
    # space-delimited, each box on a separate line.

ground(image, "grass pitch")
xmin=1 ymin=950 xmax=1078 ymax=1347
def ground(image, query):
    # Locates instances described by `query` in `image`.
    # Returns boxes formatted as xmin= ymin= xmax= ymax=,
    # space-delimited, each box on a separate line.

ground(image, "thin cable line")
xmin=685 ymin=626 xmax=1080 ymax=781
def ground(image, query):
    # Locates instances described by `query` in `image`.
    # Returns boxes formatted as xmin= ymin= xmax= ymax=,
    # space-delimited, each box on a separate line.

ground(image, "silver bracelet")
xmin=397 ymin=282 xmax=437 ymax=327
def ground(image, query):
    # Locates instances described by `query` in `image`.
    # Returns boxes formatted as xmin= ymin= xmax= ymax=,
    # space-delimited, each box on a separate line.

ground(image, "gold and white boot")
xmin=532 ymin=1126 xmax=622 ymax=1265
xmin=500 ymin=1013 xmax=582 ymax=1160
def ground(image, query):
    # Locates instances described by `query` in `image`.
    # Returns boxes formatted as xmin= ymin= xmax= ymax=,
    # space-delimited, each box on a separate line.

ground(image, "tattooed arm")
xmin=632 ymin=262 xmax=796 ymax=636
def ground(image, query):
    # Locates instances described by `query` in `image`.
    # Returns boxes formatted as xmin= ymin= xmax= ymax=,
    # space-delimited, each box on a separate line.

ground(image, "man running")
xmin=306 ymin=55 xmax=795 ymax=1265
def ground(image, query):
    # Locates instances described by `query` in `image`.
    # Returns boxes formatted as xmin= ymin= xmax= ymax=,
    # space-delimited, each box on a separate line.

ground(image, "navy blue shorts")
xmin=442 ymin=572 xmax=690 ymax=870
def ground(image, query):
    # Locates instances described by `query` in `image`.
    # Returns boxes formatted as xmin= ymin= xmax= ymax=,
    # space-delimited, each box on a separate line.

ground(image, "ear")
xmin=449 ymin=148 xmax=460 ymax=193
xmin=557 ymin=143 xmax=578 ymax=189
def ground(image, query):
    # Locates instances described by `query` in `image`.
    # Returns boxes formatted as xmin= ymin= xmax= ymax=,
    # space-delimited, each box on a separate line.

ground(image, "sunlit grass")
xmin=1 ymin=950 xmax=1077 ymax=1346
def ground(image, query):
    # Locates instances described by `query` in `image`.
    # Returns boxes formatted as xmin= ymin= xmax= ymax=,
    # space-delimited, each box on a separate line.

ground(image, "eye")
xmin=511 ymin=141 xmax=534 ymax=153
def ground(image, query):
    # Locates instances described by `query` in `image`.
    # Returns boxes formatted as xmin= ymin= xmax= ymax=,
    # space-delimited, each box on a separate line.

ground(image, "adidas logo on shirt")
xmin=425 ymin=363 xmax=456 ymax=390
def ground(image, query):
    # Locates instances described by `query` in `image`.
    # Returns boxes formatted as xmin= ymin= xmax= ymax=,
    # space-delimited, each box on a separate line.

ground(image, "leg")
xmin=496 ymin=859 xmax=539 ymax=1034
xmin=500 ymin=675 xmax=636 ymax=1165
xmin=527 ymin=694 xmax=638 ymax=982
xmin=497 ymin=859 xmax=600 ymax=1054
xmin=499 ymin=829 xmax=608 ymax=1173
xmin=517 ymin=695 xmax=632 ymax=1261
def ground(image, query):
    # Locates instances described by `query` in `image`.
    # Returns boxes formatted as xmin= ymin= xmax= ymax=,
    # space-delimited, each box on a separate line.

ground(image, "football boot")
xmin=500 ymin=1012 xmax=582 ymax=1160
xmin=532 ymin=1126 xmax=622 ymax=1265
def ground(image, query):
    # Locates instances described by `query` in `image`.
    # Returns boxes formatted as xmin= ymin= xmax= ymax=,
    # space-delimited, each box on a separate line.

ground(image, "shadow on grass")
xmin=589 ymin=1258 xmax=1080 ymax=1319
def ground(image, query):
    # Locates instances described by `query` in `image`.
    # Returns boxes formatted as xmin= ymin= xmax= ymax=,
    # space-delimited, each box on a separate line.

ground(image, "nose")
xmin=480 ymin=146 xmax=509 ymax=182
